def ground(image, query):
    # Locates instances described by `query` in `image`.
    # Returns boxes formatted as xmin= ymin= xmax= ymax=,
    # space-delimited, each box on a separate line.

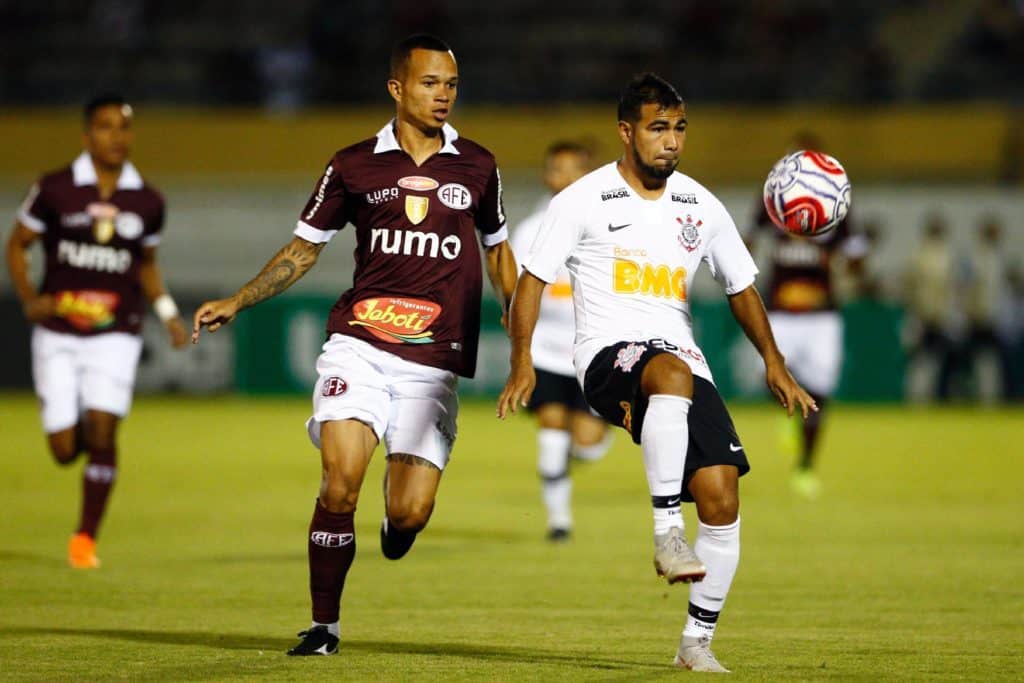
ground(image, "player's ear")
xmin=387 ymin=78 xmax=402 ymax=105
xmin=617 ymin=120 xmax=633 ymax=147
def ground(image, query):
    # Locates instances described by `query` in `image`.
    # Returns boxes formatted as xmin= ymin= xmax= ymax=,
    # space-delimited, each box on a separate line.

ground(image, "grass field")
xmin=1 ymin=394 xmax=1022 ymax=681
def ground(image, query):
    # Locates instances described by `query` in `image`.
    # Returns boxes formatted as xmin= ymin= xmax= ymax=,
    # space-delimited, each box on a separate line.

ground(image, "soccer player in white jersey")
xmin=498 ymin=74 xmax=817 ymax=672
xmin=510 ymin=141 xmax=611 ymax=542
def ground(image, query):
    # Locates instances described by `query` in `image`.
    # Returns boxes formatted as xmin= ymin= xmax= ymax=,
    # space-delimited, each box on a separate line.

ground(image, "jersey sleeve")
xmin=294 ymin=156 xmax=348 ymax=244
xmin=17 ymin=181 xmax=49 ymax=233
xmin=141 ymin=193 xmax=167 ymax=248
xmin=705 ymin=200 xmax=759 ymax=294
xmin=522 ymin=192 xmax=582 ymax=284
xmin=476 ymin=164 xmax=508 ymax=247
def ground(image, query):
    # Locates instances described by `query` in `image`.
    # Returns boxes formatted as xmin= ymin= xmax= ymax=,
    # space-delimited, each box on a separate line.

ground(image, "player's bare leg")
xmin=639 ymin=354 xmax=705 ymax=584
xmin=793 ymin=393 xmax=827 ymax=498
xmin=535 ymin=403 xmax=573 ymax=541
xmin=674 ymin=465 xmax=739 ymax=672
xmin=46 ymin=423 xmax=84 ymax=466
xmin=290 ymin=419 xmax=376 ymax=656
xmin=570 ymin=411 xmax=610 ymax=463
xmin=380 ymin=453 xmax=442 ymax=559
xmin=68 ymin=410 xmax=120 ymax=569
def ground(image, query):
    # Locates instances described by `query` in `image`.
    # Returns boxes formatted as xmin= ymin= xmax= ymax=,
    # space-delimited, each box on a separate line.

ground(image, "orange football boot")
xmin=68 ymin=532 xmax=101 ymax=569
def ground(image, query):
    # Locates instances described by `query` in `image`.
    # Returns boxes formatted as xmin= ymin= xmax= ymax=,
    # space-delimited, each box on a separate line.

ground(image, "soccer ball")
xmin=763 ymin=150 xmax=851 ymax=235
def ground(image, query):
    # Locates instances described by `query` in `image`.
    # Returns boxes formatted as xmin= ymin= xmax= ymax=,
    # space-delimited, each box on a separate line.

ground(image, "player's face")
xmin=390 ymin=49 xmax=459 ymax=132
xmin=623 ymin=103 xmax=686 ymax=180
xmin=543 ymin=151 xmax=589 ymax=194
xmin=84 ymin=104 xmax=134 ymax=168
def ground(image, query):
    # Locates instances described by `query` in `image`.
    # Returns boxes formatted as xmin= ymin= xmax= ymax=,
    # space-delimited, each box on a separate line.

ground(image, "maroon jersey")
xmin=18 ymin=153 xmax=165 ymax=336
xmin=751 ymin=201 xmax=864 ymax=313
xmin=295 ymin=122 xmax=507 ymax=378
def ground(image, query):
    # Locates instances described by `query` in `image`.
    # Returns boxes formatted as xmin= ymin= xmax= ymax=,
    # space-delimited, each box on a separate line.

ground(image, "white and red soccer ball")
xmin=763 ymin=150 xmax=851 ymax=236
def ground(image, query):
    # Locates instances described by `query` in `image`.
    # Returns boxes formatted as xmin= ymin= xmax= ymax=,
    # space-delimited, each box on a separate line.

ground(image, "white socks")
xmin=313 ymin=620 xmax=340 ymax=637
xmin=641 ymin=395 xmax=691 ymax=535
xmin=537 ymin=428 xmax=573 ymax=530
xmin=684 ymin=517 xmax=741 ymax=642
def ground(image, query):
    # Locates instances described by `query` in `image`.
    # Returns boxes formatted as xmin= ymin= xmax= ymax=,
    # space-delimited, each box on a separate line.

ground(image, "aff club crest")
xmin=322 ymin=376 xmax=348 ymax=397
xmin=677 ymin=214 xmax=702 ymax=252
xmin=405 ymin=196 xmax=429 ymax=225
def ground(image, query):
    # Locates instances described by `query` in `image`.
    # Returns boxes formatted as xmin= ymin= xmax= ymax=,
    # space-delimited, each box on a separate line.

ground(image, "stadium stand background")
xmin=1 ymin=0 xmax=1022 ymax=399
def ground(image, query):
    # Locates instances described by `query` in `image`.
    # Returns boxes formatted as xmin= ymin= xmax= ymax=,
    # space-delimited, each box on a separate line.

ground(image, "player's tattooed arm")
xmin=233 ymin=237 xmax=325 ymax=310
xmin=727 ymin=285 xmax=818 ymax=418
xmin=192 ymin=236 xmax=324 ymax=342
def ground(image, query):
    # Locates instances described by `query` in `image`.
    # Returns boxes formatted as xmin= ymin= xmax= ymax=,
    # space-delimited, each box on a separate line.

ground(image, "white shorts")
xmin=31 ymin=326 xmax=143 ymax=433
xmin=306 ymin=334 xmax=459 ymax=470
xmin=768 ymin=311 xmax=843 ymax=396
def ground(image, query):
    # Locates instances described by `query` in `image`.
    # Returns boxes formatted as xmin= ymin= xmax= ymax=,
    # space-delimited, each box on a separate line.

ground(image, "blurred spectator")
xmin=848 ymin=217 xmax=887 ymax=301
xmin=1002 ymin=265 xmax=1024 ymax=400
xmin=964 ymin=215 xmax=1013 ymax=402
xmin=903 ymin=213 xmax=962 ymax=402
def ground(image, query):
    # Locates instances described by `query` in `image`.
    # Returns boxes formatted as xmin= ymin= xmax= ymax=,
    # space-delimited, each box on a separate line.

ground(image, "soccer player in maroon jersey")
xmin=747 ymin=133 xmax=868 ymax=498
xmin=5 ymin=94 xmax=188 ymax=569
xmin=192 ymin=34 xmax=517 ymax=656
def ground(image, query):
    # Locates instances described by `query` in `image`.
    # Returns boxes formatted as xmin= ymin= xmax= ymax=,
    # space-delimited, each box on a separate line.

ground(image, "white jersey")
xmin=511 ymin=199 xmax=576 ymax=376
xmin=523 ymin=162 xmax=759 ymax=388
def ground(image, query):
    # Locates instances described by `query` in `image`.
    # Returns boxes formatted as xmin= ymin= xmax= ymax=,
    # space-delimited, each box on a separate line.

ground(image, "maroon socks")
xmin=77 ymin=447 xmax=117 ymax=538
xmin=308 ymin=500 xmax=356 ymax=624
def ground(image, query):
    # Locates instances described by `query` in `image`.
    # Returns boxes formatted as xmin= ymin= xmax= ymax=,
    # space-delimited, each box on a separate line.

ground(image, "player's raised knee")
xmin=387 ymin=499 xmax=434 ymax=533
xmin=641 ymin=353 xmax=694 ymax=398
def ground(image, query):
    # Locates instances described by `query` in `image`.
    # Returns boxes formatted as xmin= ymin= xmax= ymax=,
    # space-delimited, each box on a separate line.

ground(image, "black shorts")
xmin=528 ymin=368 xmax=592 ymax=414
xmin=583 ymin=340 xmax=750 ymax=502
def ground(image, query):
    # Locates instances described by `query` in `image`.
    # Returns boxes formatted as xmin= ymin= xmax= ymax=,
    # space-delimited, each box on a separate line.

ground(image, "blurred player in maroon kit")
xmin=5 ymin=94 xmax=188 ymax=568
xmin=192 ymin=34 xmax=517 ymax=656
xmin=748 ymin=134 xmax=868 ymax=498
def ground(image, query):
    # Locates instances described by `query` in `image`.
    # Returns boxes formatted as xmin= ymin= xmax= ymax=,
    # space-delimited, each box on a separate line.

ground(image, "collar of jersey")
xmin=72 ymin=152 xmax=144 ymax=190
xmin=373 ymin=120 xmax=460 ymax=156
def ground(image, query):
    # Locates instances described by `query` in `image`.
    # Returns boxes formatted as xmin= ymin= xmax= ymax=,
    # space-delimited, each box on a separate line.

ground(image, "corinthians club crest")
xmin=676 ymin=214 xmax=702 ymax=252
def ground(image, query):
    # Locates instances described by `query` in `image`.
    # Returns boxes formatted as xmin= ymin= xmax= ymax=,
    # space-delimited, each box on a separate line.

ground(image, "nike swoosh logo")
xmin=608 ymin=223 xmax=631 ymax=232
xmin=729 ymin=443 xmax=743 ymax=452
xmin=696 ymin=611 xmax=718 ymax=620
xmin=666 ymin=497 xmax=681 ymax=506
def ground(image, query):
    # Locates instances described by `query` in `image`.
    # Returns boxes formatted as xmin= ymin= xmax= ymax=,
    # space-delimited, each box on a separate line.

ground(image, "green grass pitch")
xmin=1 ymin=394 xmax=1022 ymax=681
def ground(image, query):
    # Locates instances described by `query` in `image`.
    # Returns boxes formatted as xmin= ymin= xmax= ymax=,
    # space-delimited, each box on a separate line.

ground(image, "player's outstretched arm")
xmin=5 ymin=222 xmax=54 ymax=322
xmin=496 ymin=270 xmax=545 ymax=419
xmin=192 ymin=236 xmax=325 ymax=343
xmin=140 ymin=246 xmax=188 ymax=348
xmin=726 ymin=284 xmax=818 ymax=418
xmin=484 ymin=240 xmax=518 ymax=329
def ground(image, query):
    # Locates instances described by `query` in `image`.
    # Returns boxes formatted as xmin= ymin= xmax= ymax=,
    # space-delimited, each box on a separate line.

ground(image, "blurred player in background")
xmin=904 ymin=213 xmax=960 ymax=402
xmin=510 ymin=141 xmax=611 ymax=542
xmin=747 ymin=132 xmax=868 ymax=498
xmin=499 ymin=74 xmax=816 ymax=672
xmin=192 ymin=34 xmax=517 ymax=657
xmin=964 ymin=214 xmax=1012 ymax=402
xmin=5 ymin=94 xmax=188 ymax=569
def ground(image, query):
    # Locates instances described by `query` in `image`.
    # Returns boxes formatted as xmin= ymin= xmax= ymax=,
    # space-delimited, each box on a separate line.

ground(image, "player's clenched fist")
xmin=191 ymin=297 xmax=239 ymax=343
xmin=496 ymin=363 xmax=536 ymax=419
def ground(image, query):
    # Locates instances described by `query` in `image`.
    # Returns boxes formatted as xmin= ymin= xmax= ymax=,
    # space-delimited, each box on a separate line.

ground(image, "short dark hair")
xmin=83 ymin=93 xmax=129 ymax=124
xmin=617 ymin=73 xmax=683 ymax=124
xmin=390 ymin=33 xmax=453 ymax=79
